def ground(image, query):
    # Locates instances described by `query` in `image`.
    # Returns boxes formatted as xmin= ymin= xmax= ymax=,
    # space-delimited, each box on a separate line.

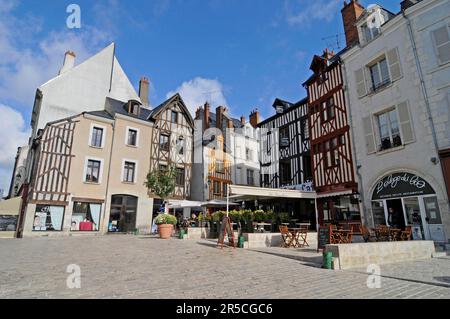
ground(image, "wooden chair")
xmin=279 ymin=225 xmax=293 ymax=248
xmin=360 ymin=226 xmax=376 ymax=242
xmin=375 ymin=225 xmax=390 ymax=242
xmin=400 ymin=226 xmax=412 ymax=241
xmin=296 ymin=229 xmax=309 ymax=248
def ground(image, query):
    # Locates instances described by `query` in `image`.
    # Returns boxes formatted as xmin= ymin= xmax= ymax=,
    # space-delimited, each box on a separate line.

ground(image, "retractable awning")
xmin=228 ymin=185 xmax=317 ymax=200
xmin=167 ymin=200 xmax=203 ymax=209
xmin=315 ymin=190 xmax=354 ymax=199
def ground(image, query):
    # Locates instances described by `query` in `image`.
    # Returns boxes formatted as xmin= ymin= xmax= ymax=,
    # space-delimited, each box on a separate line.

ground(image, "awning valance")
xmin=315 ymin=190 xmax=354 ymax=199
xmin=228 ymin=185 xmax=316 ymax=200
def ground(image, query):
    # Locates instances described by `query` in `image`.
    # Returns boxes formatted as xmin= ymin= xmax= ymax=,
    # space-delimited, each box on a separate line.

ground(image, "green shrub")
xmin=264 ymin=210 xmax=275 ymax=222
xmin=211 ymin=211 xmax=225 ymax=222
xmin=229 ymin=210 xmax=242 ymax=223
xmin=278 ymin=212 xmax=290 ymax=223
xmin=241 ymin=209 xmax=254 ymax=222
xmin=254 ymin=210 xmax=266 ymax=223
xmin=154 ymin=214 xmax=177 ymax=226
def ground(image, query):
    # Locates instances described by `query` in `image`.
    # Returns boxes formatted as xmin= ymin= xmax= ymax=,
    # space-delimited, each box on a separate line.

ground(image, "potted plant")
xmin=144 ymin=165 xmax=177 ymax=239
xmin=153 ymin=214 xmax=177 ymax=239
xmin=254 ymin=210 xmax=266 ymax=223
xmin=241 ymin=209 xmax=254 ymax=233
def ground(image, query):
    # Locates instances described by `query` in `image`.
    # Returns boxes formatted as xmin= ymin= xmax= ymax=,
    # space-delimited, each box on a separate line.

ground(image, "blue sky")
xmin=0 ymin=0 xmax=399 ymax=193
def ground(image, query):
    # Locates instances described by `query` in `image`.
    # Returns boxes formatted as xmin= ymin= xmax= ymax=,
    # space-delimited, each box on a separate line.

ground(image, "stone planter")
xmin=158 ymin=224 xmax=174 ymax=239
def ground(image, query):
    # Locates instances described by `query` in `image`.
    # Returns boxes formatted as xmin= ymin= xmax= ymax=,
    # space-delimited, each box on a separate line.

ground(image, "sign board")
xmin=372 ymin=173 xmax=434 ymax=200
xmin=317 ymin=225 xmax=332 ymax=252
xmin=217 ymin=216 xmax=235 ymax=248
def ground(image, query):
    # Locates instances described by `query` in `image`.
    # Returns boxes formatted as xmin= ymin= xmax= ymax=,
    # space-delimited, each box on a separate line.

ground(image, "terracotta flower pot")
xmin=158 ymin=224 xmax=174 ymax=239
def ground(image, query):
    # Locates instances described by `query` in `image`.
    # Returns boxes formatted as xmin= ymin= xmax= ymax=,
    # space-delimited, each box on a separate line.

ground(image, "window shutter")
xmin=362 ymin=116 xmax=376 ymax=154
xmin=432 ymin=26 xmax=450 ymax=64
xmin=387 ymin=48 xmax=401 ymax=81
xmin=355 ymin=68 xmax=367 ymax=98
xmin=397 ymin=101 xmax=415 ymax=144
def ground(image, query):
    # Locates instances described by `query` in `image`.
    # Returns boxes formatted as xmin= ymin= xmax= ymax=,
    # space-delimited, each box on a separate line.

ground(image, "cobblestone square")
xmin=0 ymin=236 xmax=449 ymax=299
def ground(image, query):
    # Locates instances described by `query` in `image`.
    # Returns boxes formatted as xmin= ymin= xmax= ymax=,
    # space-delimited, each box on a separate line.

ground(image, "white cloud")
xmin=0 ymin=104 xmax=30 ymax=194
xmin=0 ymin=1 xmax=113 ymax=108
xmin=166 ymin=77 xmax=229 ymax=116
xmin=285 ymin=0 xmax=341 ymax=26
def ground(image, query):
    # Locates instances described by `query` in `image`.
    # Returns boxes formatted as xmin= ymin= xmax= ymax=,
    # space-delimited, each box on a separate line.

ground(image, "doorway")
xmin=385 ymin=199 xmax=405 ymax=229
xmin=109 ymin=195 xmax=138 ymax=233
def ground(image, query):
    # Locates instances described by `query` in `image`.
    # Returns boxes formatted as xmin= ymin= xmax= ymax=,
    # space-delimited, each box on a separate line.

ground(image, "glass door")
xmin=423 ymin=196 xmax=445 ymax=242
xmin=403 ymin=197 xmax=424 ymax=240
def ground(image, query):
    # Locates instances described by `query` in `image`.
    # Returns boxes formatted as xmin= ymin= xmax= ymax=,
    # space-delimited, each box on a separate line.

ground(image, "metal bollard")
xmin=322 ymin=251 xmax=333 ymax=269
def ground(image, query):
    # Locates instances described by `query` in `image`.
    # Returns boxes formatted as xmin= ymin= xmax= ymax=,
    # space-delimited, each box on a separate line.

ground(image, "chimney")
xmin=227 ymin=119 xmax=233 ymax=129
xmin=249 ymin=109 xmax=260 ymax=128
xmin=240 ymin=116 xmax=246 ymax=125
xmin=216 ymin=106 xmax=224 ymax=129
xmin=195 ymin=107 xmax=201 ymax=120
xmin=341 ymin=0 xmax=365 ymax=47
xmin=139 ymin=77 xmax=150 ymax=107
xmin=323 ymin=48 xmax=335 ymax=61
xmin=59 ymin=50 xmax=76 ymax=75
xmin=203 ymin=102 xmax=210 ymax=130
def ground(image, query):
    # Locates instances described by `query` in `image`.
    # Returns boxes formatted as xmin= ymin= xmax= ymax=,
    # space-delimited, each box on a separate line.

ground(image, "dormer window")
xmin=362 ymin=23 xmax=380 ymax=43
xmin=127 ymin=101 xmax=140 ymax=116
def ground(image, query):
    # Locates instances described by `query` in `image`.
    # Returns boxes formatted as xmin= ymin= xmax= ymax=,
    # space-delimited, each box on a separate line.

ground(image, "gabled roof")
xmin=258 ymin=97 xmax=308 ymax=127
xmin=148 ymin=93 xmax=195 ymax=129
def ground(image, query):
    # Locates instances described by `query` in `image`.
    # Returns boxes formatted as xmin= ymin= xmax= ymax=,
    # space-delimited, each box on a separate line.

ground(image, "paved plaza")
xmin=0 ymin=235 xmax=449 ymax=299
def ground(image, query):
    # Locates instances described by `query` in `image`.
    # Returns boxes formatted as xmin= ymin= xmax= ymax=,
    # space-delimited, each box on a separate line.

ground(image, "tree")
xmin=144 ymin=165 xmax=177 ymax=214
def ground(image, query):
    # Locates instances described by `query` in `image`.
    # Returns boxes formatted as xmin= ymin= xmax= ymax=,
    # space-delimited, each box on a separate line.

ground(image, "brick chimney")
xmin=59 ymin=50 xmax=76 ymax=75
xmin=139 ymin=77 xmax=150 ymax=107
xmin=323 ymin=48 xmax=335 ymax=61
xmin=249 ymin=109 xmax=260 ymax=128
xmin=227 ymin=119 xmax=233 ymax=129
xmin=216 ymin=106 xmax=224 ymax=129
xmin=240 ymin=116 xmax=246 ymax=125
xmin=203 ymin=102 xmax=210 ymax=130
xmin=341 ymin=0 xmax=365 ymax=47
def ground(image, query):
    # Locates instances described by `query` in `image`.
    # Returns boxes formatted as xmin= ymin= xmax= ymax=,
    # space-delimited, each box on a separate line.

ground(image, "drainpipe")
xmin=101 ymin=117 xmax=115 ymax=234
xmin=341 ymin=61 xmax=369 ymax=226
xmin=402 ymin=9 xmax=440 ymax=158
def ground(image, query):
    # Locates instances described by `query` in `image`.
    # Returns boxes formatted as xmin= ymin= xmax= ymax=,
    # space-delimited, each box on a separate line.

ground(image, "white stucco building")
xmin=340 ymin=0 xmax=450 ymax=244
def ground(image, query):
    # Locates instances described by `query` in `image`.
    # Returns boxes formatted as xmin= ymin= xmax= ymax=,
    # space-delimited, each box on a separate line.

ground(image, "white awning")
xmin=0 ymin=197 xmax=22 ymax=215
xmin=167 ymin=200 xmax=203 ymax=209
xmin=202 ymin=199 xmax=240 ymax=207
xmin=228 ymin=185 xmax=317 ymax=200
xmin=315 ymin=190 xmax=354 ymax=199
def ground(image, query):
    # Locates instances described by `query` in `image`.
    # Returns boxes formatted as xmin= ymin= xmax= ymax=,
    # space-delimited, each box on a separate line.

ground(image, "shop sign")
xmin=372 ymin=173 xmax=435 ymax=200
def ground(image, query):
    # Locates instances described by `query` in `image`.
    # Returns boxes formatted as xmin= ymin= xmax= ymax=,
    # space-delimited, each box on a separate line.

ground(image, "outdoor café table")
xmin=331 ymin=230 xmax=352 ymax=244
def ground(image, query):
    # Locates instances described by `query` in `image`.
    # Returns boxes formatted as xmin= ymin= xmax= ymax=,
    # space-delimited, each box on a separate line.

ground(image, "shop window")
xmin=371 ymin=201 xmax=386 ymax=226
xmin=33 ymin=205 xmax=65 ymax=231
xmin=0 ymin=215 xmax=18 ymax=231
xmin=71 ymin=202 xmax=101 ymax=231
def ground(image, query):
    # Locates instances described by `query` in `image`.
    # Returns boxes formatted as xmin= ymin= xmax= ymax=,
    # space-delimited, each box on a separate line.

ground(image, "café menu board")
xmin=217 ymin=216 xmax=235 ymax=248
xmin=317 ymin=225 xmax=332 ymax=252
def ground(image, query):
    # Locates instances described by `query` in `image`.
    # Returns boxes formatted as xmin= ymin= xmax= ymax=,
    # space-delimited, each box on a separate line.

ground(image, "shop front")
xmin=316 ymin=191 xmax=362 ymax=230
xmin=371 ymin=172 xmax=446 ymax=242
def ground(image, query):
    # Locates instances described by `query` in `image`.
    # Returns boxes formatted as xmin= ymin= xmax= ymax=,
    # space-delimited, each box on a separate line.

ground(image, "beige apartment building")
xmin=20 ymin=95 xmax=194 ymax=237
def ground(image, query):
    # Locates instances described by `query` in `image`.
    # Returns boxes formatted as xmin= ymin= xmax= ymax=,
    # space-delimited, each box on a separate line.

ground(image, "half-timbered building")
xmin=19 ymin=93 xmax=194 ymax=237
xmin=303 ymin=49 xmax=360 ymax=226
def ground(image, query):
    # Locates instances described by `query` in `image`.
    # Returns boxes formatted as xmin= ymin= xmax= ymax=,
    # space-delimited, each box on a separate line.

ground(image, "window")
xmin=33 ymin=205 xmax=64 ymax=231
xmin=246 ymin=148 xmax=253 ymax=161
xmin=301 ymin=119 xmax=309 ymax=139
xmin=322 ymin=97 xmax=335 ymax=122
xmin=247 ymin=169 xmax=255 ymax=185
xmin=361 ymin=23 xmax=380 ymax=43
xmin=213 ymin=180 xmax=220 ymax=195
xmin=159 ymin=134 xmax=170 ymax=151
xmin=171 ymin=111 xmax=178 ymax=124
xmin=267 ymin=131 xmax=272 ymax=154
xmin=175 ymin=168 xmax=185 ymax=186
xmin=86 ymin=159 xmax=101 ymax=183
xmin=323 ymin=137 xmax=340 ymax=169
xmin=0 ymin=215 xmax=17 ymax=232
xmin=71 ymin=202 xmax=101 ymax=231
xmin=280 ymin=161 xmax=291 ymax=185
xmin=91 ymin=127 xmax=103 ymax=148
xmin=222 ymin=183 xmax=228 ymax=196
xmin=129 ymin=102 xmax=139 ymax=115
xmin=159 ymin=164 xmax=168 ymax=172
xmin=377 ymin=109 xmax=402 ymax=151
xmin=263 ymin=174 xmax=270 ymax=186
xmin=280 ymin=126 xmax=289 ymax=148
xmin=432 ymin=26 xmax=450 ymax=65
xmin=176 ymin=137 xmax=184 ymax=155
xmin=123 ymin=161 xmax=136 ymax=183
xmin=369 ymin=58 xmax=390 ymax=91
xmin=216 ymin=160 xmax=225 ymax=173
xmin=127 ymin=129 xmax=138 ymax=146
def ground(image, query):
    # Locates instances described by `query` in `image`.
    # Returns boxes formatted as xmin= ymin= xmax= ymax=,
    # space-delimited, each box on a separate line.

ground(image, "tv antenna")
xmin=321 ymin=33 xmax=344 ymax=51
